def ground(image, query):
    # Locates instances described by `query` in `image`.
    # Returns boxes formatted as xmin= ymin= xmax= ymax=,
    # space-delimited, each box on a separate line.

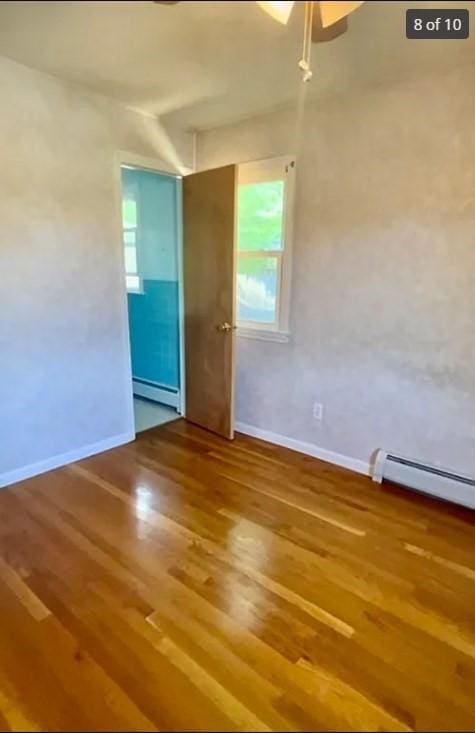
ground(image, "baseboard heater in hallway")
xmin=373 ymin=450 xmax=475 ymax=510
xmin=133 ymin=378 xmax=179 ymax=409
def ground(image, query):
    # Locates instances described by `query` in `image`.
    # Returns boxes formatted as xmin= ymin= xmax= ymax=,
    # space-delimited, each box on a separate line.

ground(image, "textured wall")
xmin=198 ymin=65 xmax=475 ymax=475
xmin=0 ymin=55 xmax=191 ymax=479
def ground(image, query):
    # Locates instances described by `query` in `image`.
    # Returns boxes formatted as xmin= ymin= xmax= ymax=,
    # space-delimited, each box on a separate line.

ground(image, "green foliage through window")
xmin=122 ymin=199 xmax=137 ymax=229
xmin=238 ymin=180 xmax=284 ymax=254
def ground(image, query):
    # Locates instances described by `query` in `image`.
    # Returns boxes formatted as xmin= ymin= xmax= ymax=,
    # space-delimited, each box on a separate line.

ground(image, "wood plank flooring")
xmin=0 ymin=419 xmax=474 ymax=731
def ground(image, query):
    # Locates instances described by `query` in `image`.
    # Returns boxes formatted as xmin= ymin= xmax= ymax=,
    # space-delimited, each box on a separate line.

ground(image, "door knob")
xmin=216 ymin=322 xmax=236 ymax=333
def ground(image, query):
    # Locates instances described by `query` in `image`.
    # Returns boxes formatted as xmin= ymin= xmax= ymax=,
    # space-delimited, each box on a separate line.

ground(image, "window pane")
xmin=237 ymin=256 xmax=278 ymax=324
xmin=124 ymin=230 xmax=136 ymax=245
xmin=238 ymin=180 xmax=284 ymax=252
xmin=124 ymin=246 xmax=137 ymax=274
xmin=122 ymin=199 xmax=137 ymax=229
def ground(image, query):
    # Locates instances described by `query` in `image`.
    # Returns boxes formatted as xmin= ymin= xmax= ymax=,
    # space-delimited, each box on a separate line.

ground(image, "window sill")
xmin=237 ymin=327 xmax=290 ymax=343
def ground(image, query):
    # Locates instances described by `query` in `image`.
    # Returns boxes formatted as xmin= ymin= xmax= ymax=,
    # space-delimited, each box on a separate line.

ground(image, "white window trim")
xmin=236 ymin=154 xmax=295 ymax=342
xmin=238 ymin=327 xmax=290 ymax=343
xmin=125 ymin=274 xmax=143 ymax=295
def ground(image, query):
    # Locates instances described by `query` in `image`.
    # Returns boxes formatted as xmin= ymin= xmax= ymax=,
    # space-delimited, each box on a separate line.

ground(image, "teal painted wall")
xmin=121 ymin=167 xmax=180 ymax=390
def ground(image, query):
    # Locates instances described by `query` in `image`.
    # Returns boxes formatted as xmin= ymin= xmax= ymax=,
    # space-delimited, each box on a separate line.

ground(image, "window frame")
xmin=236 ymin=155 xmax=295 ymax=342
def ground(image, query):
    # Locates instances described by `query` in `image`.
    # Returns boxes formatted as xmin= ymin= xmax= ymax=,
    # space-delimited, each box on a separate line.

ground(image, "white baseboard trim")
xmin=235 ymin=421 xmax=370 ymax=476
xmin=0 ymin=431 xmax=135 ymax=490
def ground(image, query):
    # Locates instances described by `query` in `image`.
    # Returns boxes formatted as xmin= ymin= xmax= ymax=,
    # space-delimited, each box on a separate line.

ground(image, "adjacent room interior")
xmin=120 ymin=162 xmax=183 ymax=432
xmin=0 ymin=1 xmax=474 ymax=731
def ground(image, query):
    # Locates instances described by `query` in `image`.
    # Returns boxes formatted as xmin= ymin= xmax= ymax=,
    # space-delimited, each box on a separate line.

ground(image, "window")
xmin=237 ymin=156 xmax=295 ymax=341
xmin=122 ymin=187 xmax=142 ymax=293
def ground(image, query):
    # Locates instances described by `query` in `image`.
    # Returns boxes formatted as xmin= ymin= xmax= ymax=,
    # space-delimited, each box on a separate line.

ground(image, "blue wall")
xmin=121 ymin=167 xmax=180 ymax=391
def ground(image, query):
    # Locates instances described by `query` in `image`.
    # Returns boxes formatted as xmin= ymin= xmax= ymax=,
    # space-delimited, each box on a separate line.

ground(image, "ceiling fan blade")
xmin=256 ymin=1 xmax=296 ymax=25
xmin=318 ymin=1 xmax=364 ymax=29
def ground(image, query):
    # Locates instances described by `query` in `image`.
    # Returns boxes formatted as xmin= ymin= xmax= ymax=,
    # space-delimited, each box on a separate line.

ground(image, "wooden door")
xmin=183 ymin=165 xmax=237 ymax=439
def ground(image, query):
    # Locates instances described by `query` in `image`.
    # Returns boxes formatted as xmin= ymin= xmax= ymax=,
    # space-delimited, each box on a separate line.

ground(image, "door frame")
xmin=113 ymin=150 xmax=186 ymax=439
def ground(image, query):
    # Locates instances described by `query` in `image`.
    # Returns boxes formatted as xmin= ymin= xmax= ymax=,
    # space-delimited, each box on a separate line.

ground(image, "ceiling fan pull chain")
xmin=299 ymin=1 xmax=314 ymax=82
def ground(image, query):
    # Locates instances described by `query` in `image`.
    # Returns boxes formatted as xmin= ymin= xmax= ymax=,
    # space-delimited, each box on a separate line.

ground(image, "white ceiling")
xmin=0 ymin=1 xmax=473 ymax=130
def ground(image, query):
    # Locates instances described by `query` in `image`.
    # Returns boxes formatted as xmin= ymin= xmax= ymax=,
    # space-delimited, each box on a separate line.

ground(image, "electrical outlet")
xmin=313 ymin=402 xmax=324 ymax=421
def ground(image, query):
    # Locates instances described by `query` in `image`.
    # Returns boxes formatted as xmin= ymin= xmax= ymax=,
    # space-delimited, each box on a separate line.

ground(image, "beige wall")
xmin=0 ymin=55 xmax=191 ymax=483
xmin=198 ymin=64 xmax=475 ymax=475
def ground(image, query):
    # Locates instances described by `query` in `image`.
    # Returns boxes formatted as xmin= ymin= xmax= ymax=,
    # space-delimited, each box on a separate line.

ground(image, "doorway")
xmin=120 ymin=162 xmax=183 ymax=433
xmin=119 ymin=157 xmax=238 ymax=441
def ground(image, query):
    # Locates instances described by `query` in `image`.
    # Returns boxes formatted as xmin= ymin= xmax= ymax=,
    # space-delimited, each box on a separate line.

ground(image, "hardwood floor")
xmin=0 ymin=419 xmax=474 ymax=731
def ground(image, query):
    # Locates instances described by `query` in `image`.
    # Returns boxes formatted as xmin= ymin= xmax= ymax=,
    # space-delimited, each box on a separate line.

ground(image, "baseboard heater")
xmin=132 ymin=378 xmax=179 ymax=409
xmin=373 ymin=450 xmax=475 ymax=510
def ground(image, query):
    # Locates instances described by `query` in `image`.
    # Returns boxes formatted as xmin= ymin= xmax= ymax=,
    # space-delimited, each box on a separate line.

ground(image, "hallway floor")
xmin=133 ymin=396 xmax=178 ymax=433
